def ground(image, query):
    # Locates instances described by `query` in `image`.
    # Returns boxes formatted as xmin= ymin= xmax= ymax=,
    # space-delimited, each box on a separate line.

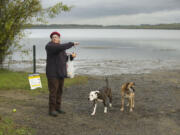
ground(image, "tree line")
xmin=24 ymin=23 xmax=180 ymax=29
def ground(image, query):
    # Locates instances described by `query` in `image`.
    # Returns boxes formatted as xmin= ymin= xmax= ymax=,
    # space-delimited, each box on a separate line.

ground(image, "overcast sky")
xmin=42 ymin=0 xmax=180 ymax=25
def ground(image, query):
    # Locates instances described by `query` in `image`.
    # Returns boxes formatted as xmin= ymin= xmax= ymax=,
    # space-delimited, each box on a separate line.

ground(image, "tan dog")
xmin=120 ymin=82 xmax=135 ymax=112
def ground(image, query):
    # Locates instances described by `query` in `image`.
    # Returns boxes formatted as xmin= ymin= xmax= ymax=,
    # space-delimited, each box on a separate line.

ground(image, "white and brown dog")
xmin=120 ymin=82 xmax=135 ymax=112
xmin=88 ymin=78 xmax=112 ymax=116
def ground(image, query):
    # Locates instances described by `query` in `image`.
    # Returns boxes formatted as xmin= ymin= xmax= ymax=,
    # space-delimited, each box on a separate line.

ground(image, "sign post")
xmin=28 ymin=45 xmax=42 ymax=90
xmin=33 ymin=45 xmax=36 ymax=73
xmin=28 ymin=74 xmax=42 ymax=90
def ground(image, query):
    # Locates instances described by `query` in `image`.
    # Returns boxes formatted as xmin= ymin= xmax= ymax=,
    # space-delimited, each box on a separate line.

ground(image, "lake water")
xmin=4 ymin=29 xmax=180 ymax=75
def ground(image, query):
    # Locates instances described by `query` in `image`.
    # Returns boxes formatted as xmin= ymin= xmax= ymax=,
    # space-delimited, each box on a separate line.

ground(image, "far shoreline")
xmin=24 ymin=23 xmax=180 ymax=30
xmin=24 ymin=27 xmax=180 ymax=30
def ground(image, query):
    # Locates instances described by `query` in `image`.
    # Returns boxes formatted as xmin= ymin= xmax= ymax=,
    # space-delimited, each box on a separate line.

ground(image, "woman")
xmin=45 ymin=31 xmax=79 ymax=117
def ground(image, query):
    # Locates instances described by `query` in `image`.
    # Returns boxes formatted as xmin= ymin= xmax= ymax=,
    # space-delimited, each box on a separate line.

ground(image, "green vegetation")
xmin=0 ymin=69 xmax=88 ymax=134
xmin=106 ymin=23 xmax=180 ymax=29
xmin=0 ymin=0 xmax=72 ymax=66
xmin=25 ymin=23 xmax=180 ymax=30
xmin=0 ymin=116 xmax=34 ymax=135
xmin=0 ymin=69 xmax=88 ymax=92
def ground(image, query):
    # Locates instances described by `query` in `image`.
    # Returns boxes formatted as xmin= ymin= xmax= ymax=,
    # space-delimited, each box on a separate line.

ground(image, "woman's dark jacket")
xmin=45 ymin=41 xmax=74 ymax=78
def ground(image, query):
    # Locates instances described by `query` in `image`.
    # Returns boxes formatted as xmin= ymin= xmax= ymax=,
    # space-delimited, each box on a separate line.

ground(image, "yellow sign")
xmin=28 ymin=74 xmax=42 ymax=90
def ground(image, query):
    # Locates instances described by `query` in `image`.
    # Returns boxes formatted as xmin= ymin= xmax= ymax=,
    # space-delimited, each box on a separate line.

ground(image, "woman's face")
xmin=51 ymin=34 xmax=60 ymax=44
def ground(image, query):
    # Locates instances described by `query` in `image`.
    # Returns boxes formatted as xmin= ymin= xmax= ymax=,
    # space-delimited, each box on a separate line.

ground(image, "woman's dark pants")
xmin=47 ymin=78 xmax=64 ymax=113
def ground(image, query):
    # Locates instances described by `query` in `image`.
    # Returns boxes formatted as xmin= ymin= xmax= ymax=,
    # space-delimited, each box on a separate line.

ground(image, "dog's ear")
xmin=128 ymin=82 xmax=134 ymax=88
xmin=95 ymin=92 xmax=100 ymax=98
xmin=95 ymin=91 xmax=99 ymax=96
xmin=129 ymin=82 xmax=135 ymax=86
xmin=125 ymin=82 xmax=130 ymax=88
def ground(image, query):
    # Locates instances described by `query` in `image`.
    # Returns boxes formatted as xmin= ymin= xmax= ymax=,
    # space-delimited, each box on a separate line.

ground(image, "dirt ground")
xmin=0 ymin=69 xmax=180 ymax=135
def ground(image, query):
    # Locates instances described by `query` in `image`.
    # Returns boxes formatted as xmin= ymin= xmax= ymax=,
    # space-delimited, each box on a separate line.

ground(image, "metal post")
xmin=33 ymin=45 xmax=36 ymax=73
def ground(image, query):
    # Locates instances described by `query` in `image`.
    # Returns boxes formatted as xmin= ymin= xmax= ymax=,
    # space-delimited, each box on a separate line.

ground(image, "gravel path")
xmin=0 ymin=69 xmax=180 ymax=135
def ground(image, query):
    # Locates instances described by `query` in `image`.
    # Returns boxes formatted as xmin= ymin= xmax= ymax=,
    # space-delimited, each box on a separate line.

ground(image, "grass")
xmin=0 ymin=69 xmax=88 ymax=134
xmin=0 ymin=116 xmax=34 ymax=135
xmin=0 ymin=69 xmax=88 ymax=92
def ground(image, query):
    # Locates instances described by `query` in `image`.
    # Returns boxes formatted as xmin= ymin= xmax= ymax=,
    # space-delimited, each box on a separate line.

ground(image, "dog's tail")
xmin=105 ymin=77 xmax=109 ymax=88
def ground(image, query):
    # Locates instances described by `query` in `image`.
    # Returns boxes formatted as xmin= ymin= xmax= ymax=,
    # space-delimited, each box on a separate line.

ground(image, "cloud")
xmin=66 ymin=0 xmax=180 ymax=17
xmin=49 ymin=10 xmax=180 ymax=25
xmin=43 ymin=0 xmax=180 ymax=25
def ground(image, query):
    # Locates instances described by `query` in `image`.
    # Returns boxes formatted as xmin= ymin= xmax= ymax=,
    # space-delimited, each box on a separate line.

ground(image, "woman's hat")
xmin=50 ymin=31 xmax=61 ymax=38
